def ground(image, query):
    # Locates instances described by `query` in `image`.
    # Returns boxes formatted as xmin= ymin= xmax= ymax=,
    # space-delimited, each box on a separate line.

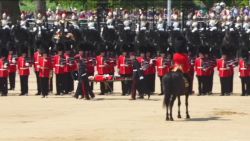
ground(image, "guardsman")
xmin=96 ymin=47 xmax=109 ymax=95
xmin=75 ymin=43 xmax=95 ymax=100
xmin=33 ymin=42 xmax=42 ymax=95
xmin=17 ymin=45 xmax=31 ymax=96
xmin=64 ymin=42 xmax=75 ymax=94
xmin=195 ymin=47 xmax=210 ymax=95
xmin=39 ymin=46 xmax=53 ymax=98
xmin=217 ymin=48 xmax=234 ymax=96
xmin=0 ymin=48 xmax=9 ymax=96
xmin=117 ymin=45 xmax=133 ymax=96
xmin=131 ymin=52 xmax=144 ymax=100
xmin=238 ymin=49 xmax=250 ymax=96
xmin=144 ymin=48 xmax=156 ymax=94
xmin=156 ymin=48 xmax=172 ymax=95
xmin=136 ymin=47 xmax=148 ymax=98
xmin=7 ymin=42 xmax=17 ymax=90
xmin=53 ymin=42 xmax=65 ymax=95
xmin=85 ymin=43 xmax=95 ymax=91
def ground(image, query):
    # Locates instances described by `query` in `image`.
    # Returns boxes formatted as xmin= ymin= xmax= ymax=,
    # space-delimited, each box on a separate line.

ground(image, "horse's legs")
xmin=170 ymin=96 xmax=176 ymax=121
xmin=185 ymin=94 xmax=190 ymax=119
xmin=165 ymin=95 xmax=170 ymax=121
xmin=166 ymin=104 xmax=169 ymax=121
xmin=177 ymin=96 xmax=181 ymax=118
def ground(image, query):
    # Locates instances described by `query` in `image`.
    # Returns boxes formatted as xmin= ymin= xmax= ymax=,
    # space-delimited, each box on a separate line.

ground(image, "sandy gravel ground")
xmin=0 ymin=69 xmax=250 ymax=141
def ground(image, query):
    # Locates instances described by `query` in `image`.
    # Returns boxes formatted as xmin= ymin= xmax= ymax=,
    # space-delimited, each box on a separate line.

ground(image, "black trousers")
xmin=64 ymin=72 xmax=74 ymax=93
xmin=240 ymin=77 xmax=250 ymax=95
xmin=0 ymin=77 xmax=8 ymax=96
xmin=197 ymin=76 xmax=209 ymax=94
xmin=121 ymin=74 xmax=132 ymax=95
xmin=108 ymin=73 xmax=114 ymax=92
xmin=35 ymin=71 xmax=41 ymax=94
xmin=49 ymin=76 xmax=53 ymax=92
xmin=8 ymin=72 xmax=16 ymax=89
xmin=100 ymin=82 xmax=110 ymax=94
xmin=89 ymin=73 xmax=94 ymax=91
xmin=75 ymin=79 xmax=94 ymax=99
xmin=208 ymin=72 xmax=214 ymax=93
xmin=220 ymin=77 xmax=233 ymax=95
xmin=20 ymin=75 xmax=28 ymax=95
xmin=40 ymin=77 xmax=49 ymax=96
xmin=56 ymin=74 xmax=64 ymax=95
xmin=144 ymin=75 xmax=151 ymax=95
xmin=149 ymin=74 xmax=155 ymax=93
xmin=131 ymin=78 xmax=144 ymax=99
xmin=159 ymin=76 xmax=163 ymax=94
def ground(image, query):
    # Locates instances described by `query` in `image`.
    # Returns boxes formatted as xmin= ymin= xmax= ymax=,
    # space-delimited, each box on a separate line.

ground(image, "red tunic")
xmin=53 ymin=55 xmax=65 ymax=74
xmin=96 ymin=55 xmax=108 ymax=75
xmin=117 ymin=55 xmax=133 ymax=75
xmin=64 ymin=53 xmax=75 ymax=73
xmin=17 ymin=57 xmax=30 ymax=76
xmin=106 ymin=57 xmax=116 ymax=74
xmin=194 ymin=57 xmax=211 ymax=76
xmin=7 ymin=54 xmax=17 ymax=73
xmin=173 ymin=53 xmax=190 ymax=73
xmin=0 ymin=58 xmax=9 ymax=77
xmin=39 ymin=57 xmax=52 ymax=78
xmin=34 ymin=51 xmax=41 ymax=72
xmin=156 ymin=57 xmax=170 ymax=77
xmin=217 ymin=59 xmax=234 ymax=78
xmin=239 ymin=59 xmax=250 ymax=77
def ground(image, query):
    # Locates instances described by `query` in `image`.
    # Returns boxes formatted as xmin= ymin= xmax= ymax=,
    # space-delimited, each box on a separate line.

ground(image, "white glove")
xmin=139 ymin=76 xmax=144 ymax=80
xmin=25 ymin=63 xmax=29 ymax=67
xmin=12 ymin=59 xmax=16 ymax=63
xmin=3 ymin=63 xmax=8 ymax=69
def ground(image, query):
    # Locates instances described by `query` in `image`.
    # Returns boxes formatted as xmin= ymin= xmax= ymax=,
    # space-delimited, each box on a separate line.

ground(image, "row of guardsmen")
xmin=1 ymin=43 xmax=250 ymax=98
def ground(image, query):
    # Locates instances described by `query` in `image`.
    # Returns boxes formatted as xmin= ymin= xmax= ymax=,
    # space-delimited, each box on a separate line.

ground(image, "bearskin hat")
xmin=19 ymin=43 xmax=28 ymax=55
xmin=174 ymin=34 xmax=187 ymax=53
xmin=56 ymin=42 xmax=64 ymax=52
xmin=0 ymin=47 xmax=8 ymax=58
xmin=6 ymin=41 xmax=16 ymax=52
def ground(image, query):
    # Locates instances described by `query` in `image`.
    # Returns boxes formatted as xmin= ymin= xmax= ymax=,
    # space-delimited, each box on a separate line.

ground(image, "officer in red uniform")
xmin=33 ymin=45 xmax=42 ymax=95
xmin=172 ymin=35 xmax=191 ymax=94
xmin=238 ymin=49 xmax=250 ymax=96
xmin=195 ymin=47 xmax=210 ymax=95
xmin=96 ymin=47 xmax=109 ymax=95
xmin=39 ymin=46 xmax=53 ymax=98
xmin=117 ymin=44 xmax=133 ymax=95
xmin=7 ymin=42 xmax=17 ymax=90
xmin=53 ymin=42 xmax=65 ymax=95
xmin=17 ymin=45 xmax=30 ymax=96
xmin=156 ymin=48 xmax=172 ymax=95
xmin=217 ymin=48 xmax=234 ymax=96
xmin=0 ymin=48 xmax=9 ymax=96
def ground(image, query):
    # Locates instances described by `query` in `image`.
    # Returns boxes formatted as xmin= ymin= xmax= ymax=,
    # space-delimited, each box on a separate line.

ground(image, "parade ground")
xmin=1 ymin=70 xmax=250 ymax=141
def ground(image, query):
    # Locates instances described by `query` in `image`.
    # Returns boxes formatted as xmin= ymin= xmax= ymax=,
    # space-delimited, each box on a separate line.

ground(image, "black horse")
xmin=163 ymin=69 xmax=190 ymax=121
